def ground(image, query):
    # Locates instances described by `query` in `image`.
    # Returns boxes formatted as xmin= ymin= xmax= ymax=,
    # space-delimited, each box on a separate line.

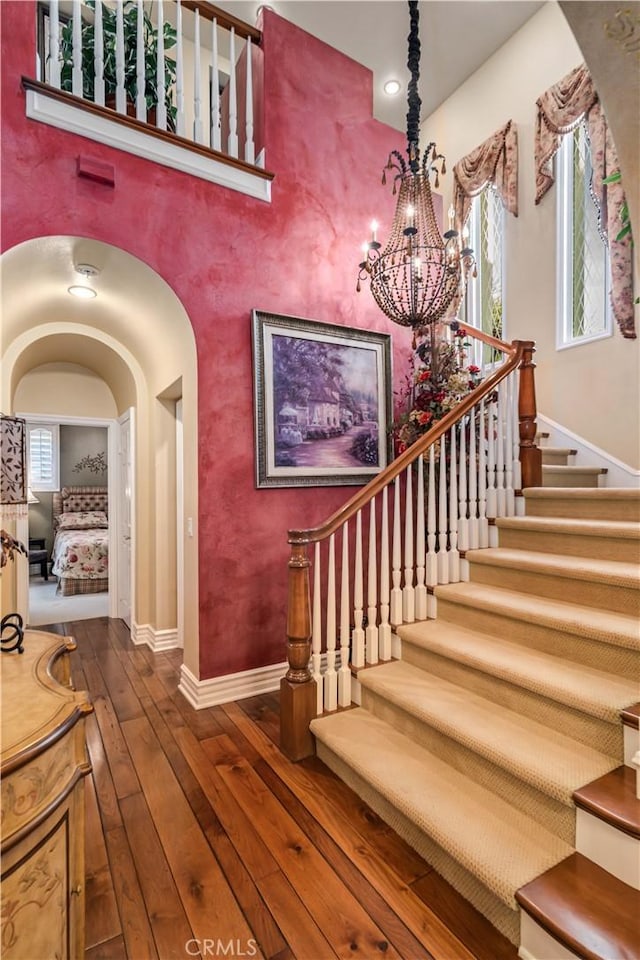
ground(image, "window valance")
xmin=453 ymin=120 xmax=518 ymax=230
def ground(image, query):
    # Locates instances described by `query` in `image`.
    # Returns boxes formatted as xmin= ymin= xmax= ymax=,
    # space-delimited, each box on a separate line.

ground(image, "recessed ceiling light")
xmin=68 ymin=285 xmax=97 ymax=299
xmin=384 ymin=79 xmax=402 ymax=96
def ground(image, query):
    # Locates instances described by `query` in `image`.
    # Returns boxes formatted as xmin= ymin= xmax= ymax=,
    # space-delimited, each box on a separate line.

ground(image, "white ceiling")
xmin=215 ymin=0 xmax=545 ymax=131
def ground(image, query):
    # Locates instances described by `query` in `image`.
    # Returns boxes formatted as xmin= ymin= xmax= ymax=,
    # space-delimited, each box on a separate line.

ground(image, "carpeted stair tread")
xmin=541 ymin=447 xmax=577 ymax=456
xmin=311 ymin=707 xmax=572 ymax=908
xmin=496 ymin=516 xmax=640 ymax=540
xmin=434 ymin=581 xmax=640 ymax=651
xmin=396 ymin=619 xmax=638 ymax=724
xmin=465 ymin=547 xmax=640 ymax=589
xmin=525 ymin=487 xmax=640 ymax=501
xmin=542 ymin=465 xmax=607 ymax=475
xmin=358 ymin=660 xmax=617 ymax=805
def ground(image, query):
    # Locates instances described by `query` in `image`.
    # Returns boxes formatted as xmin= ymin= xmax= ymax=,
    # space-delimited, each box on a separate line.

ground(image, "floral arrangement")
xmin=393 ymin=328 xmax=482 ymax=453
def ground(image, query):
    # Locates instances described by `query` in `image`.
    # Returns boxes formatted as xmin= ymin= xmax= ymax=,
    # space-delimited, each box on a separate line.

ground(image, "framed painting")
xmin=252 ymin=311 xmax=392 ymax=488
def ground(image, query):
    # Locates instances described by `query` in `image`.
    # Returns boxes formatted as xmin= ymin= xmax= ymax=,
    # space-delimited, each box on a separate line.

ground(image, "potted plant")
xmin=56 ymin=0 xmax=178 ymax=131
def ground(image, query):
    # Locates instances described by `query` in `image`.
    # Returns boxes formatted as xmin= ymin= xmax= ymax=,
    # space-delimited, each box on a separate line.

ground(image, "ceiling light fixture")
xmin=68 ymin=262 xmax=100 ymax=299
xmin=383 ymin=79 xmax=401 ymax=96
xmin=358 ymin=1 xmax=474 ymax=331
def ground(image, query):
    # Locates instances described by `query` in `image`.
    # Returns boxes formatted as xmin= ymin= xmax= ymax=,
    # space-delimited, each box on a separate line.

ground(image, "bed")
xmin=51 ymin=486 xmax=109 ymax=597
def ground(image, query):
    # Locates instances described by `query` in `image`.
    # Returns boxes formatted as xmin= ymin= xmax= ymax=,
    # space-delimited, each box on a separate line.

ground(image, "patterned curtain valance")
xmin=535 ymin=64 xmax=635 ymax=340
xmin=453 ymin=120 xmax=518 ymax=230
xmin=0 ymin=415 xmax=28 ymax=520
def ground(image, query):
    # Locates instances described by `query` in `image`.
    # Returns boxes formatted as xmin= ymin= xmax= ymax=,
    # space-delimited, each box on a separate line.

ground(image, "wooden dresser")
xmin=1 ymin=630 xmax=93 ymax=959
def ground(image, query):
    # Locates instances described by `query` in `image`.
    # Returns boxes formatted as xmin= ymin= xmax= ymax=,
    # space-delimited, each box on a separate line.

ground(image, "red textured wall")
xmin=1 ymin=2 xmax=412 ymax=679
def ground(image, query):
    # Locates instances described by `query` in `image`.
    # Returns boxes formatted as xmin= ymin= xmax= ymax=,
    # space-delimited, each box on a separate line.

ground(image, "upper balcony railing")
xmin=27 ymin=0 xmax=273 ymax=200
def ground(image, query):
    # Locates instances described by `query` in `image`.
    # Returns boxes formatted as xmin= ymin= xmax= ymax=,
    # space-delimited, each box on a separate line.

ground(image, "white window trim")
xmin=26 ymin=421 xmax=60 ymax=492
xmin=556 ymin=127 xmax=612 ymax=351
xmin=465 ymin=187 xmax=506 ymax=371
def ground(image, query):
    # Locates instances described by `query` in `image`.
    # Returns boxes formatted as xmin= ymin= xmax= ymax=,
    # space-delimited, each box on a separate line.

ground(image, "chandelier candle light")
xmin=357 ymin=0 xmax=475 ymax=331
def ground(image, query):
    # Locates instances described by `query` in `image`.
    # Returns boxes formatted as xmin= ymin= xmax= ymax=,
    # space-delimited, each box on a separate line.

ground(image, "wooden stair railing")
xmin=281 ymin=328 xmax=542 ymax=761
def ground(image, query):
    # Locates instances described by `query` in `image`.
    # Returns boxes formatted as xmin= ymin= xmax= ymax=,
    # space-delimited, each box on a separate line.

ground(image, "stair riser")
xmin=575 ymin=808 xmax=640 ymax=889
xmin=496 ymin=527 xmax=640 ymax=563
xmin=315 ymin=740 xmax=521 ymax=945
xmin=468 ymin=562 xmax=640 ymax=617
xmin=541 ymin=452 xmax=574 ymax=466
xmin=542 ymin=472 xmax=601 ymax=488
xmin=361 ymin=687 xmax=575 ymax=845
xmin=525 ymin=498 xmax=640 ymax=522
xmin=434 ymin=597 xmax=639 ymax=679
xmin=400 ymin=642 xmax=623 ymax=760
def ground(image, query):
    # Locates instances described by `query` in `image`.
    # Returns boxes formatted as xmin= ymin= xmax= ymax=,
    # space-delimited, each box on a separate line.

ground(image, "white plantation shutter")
xmin=28 ymin=423 xmax=59 ymax=491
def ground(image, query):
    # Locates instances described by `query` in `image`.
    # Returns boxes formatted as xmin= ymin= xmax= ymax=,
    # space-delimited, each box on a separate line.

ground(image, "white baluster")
xmin=115 ymin=0 xmax=126 ymax=113
xmin=379 ymin=486 xmax=392 ymax=660
xmin=511 ymin=371 xmax=524 ymax=514
xmin=468 ymin=406 xmax=479 ymax=549
xmin=390 ymin=478 xmax=403 ymax=627
xmin=210 ymin=18 xmax=221 ymax=150
xmin=49 ymin=0 xmax=61 ymax=89
xmin=192 ymin=9 xmax=203 ymax=142
xmin=93 ymin=0 xmax=104 ymax=105
xmin=244 ymin=37 xmax=255 ymax=163
xmin=457 ymin=422 xmax=470 ymax=581
xmin=325 ymin=535 xmax=338 ymax=712
xmin=505 ymin=376 xmax=515 ymax=517
xmin=478 ymin=398 xmax=489 ymax=548
xmin=227 ymin=27 xmax=238 ymax=157
xmin=496 ymin=384 xmax=507 ymax=518
xmin=414 ymin=456 xmax=427 ymax=619
xmin=449 ymin=427 xmax=460 ymax=582
xmin=486 ymin=395 xmax=498 ymax=548
xmin=437 ymin=436 xmax=449 ymax=584
xmin=426 ymin=446 xmax=438 ymax=613
xmin=403 ymin=466 xmax=415 ymax=622
xmin=175 ymin=1 xmax=185 ymax=136
xmin=155 ymin=0 xmax=167 ymax=129
xmin=352 ymin=510 xmax=365 ymax=667
xmin=312 ymin=543 xmax=323 ymax=715
xmin=338 ymin=522 xmax=351 ymax=707
xmin=135 ymin=0 xmax=146 ymax=120
xmin=366 ymin=499 xmax=379 ymax=664
xmin=72 ymin=0 xmax=83 ymax=98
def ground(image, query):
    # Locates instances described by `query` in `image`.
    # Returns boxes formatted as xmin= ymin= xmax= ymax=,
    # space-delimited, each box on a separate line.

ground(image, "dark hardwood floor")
xmin=42 ymin=616 xmax=518 ymax=960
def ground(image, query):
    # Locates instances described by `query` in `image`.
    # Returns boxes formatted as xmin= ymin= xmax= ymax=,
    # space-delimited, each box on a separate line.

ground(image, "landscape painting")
xmin=252 ymin=311 xmax=392 ymax=487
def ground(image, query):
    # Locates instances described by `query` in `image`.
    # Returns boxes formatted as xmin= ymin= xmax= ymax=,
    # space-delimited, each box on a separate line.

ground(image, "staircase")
xmin=310 ymin=453 xmax=640 ymax=957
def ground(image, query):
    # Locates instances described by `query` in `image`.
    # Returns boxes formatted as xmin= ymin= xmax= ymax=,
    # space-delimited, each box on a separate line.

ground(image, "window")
xmin=27 ymin=422 xmax=59 ymax=492
xmin=465 ymin=185 xmax=505 ymax=365
xmin=557 ymin=120 xmax=611 ymax=348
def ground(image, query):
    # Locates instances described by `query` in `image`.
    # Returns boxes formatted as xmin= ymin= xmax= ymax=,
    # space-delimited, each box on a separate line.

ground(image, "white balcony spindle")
xmin=227 ymin=27 xmax=239 ymax=157
xmin=437 ymin=436 xmax=449 ymax=584
xmin=156 ymin=0 xmax=167 ymax=129
xmin=115 ymin=0 xmax=126 ymax=114
xmin=312 ymin=543 xmax=323 ymax=715
xmin=211 ymin=19 xmax=221 ymax=150
xmin=244 ymin=37 xmax=255 ymax=163
xmin=449 ymin=427 xmax=460 ymax=582
xmin=325 ymin=535 xmax=338 ymax=712
xmin=403 ymin=466 xmax=415 ymax=622
xmin=390 ymin=478 xmax=403 ymax=627
xmin=426 ymin=446 xmax=438 ymax=613
xmin=379 ymin=486 xmax=392 ymax=660
xmin=478 ymin=398 xmax=489 ymax=548
xmin=193 ymin=10 xmax=203 ymax=142
xmin=338 ymin=522 xmax=351 ymax=707
xmin=511 ymin=371 xmax=524 ymax=514
xmin=352 ymin=510 xmax=365 ymax=668
xmin=505 ymin=375 xmax=515 ymax=516
xmin=486 ymin=396 xmax=498 ymax=545
xmin=49 ymin=0 xmax=61 ymax=90
xmin=496 ymin=384 xmax=506 ymax=518
xmin=366 ymin=499 xmax=379 ymax=664
xmin=468 ymin=405 xmax=479 ymax=550
xmin=458 ymin=421 xmax=470 ymax=581
xmin=135 ymin=0 xmax=146 ymax=120
xmin=93 ymin=0 xmax=105 ymax=105
xmin=414 ymin=455 xmax=427 ymax=620
xmin=72 ymin=0 xmax=83 ymax=98
xmin=175 ymin=1 xmax=185 ymax=136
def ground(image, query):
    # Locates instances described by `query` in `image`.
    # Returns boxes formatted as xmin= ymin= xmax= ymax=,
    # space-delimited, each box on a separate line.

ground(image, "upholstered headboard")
xmin=52 ymin=485 xmax=109 ymax=528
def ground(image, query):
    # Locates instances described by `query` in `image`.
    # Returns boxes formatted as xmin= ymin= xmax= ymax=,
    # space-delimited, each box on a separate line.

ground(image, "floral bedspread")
xmin=52 ymin=528 xmax=109 ymax=580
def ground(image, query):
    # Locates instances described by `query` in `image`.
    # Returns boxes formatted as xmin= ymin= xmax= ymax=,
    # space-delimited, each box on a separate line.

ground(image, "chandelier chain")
xmin=406 ymin=0 xmax=421 ymax=172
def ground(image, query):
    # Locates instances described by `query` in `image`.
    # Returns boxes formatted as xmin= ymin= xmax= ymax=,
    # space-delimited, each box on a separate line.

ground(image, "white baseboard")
xmin=178 ymin=660 xmax=287 ymax=709
xmin=131 ymin=621 xmax=180 ymax=652
xmin=538 ymin=413 xmax=640 ymax=487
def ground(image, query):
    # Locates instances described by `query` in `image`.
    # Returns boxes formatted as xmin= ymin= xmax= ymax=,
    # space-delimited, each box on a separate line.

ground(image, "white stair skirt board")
xmin=179 ymin=660 xmax=287 ymax=709
xmin=519 ymin=913 xmax=583 ymax=960
xmin=575 ymin=807 xmax=640 ymax=889
xmin=624 ymin=726 xmax=640 ymax=767
xmin=131 ymin=621 xmax=180 ymax=652
xmin=25 ymin=89 xmax=271 ymax=203
xmin=538 ymin=413 xmax=640 ymax=488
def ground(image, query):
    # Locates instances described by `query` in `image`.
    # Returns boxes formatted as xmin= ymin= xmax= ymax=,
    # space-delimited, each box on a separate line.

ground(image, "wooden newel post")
xmin=280 ymin=542 xmax=316 ymax=761
xmin=515 ymin=340 xmax=542 ymax=489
